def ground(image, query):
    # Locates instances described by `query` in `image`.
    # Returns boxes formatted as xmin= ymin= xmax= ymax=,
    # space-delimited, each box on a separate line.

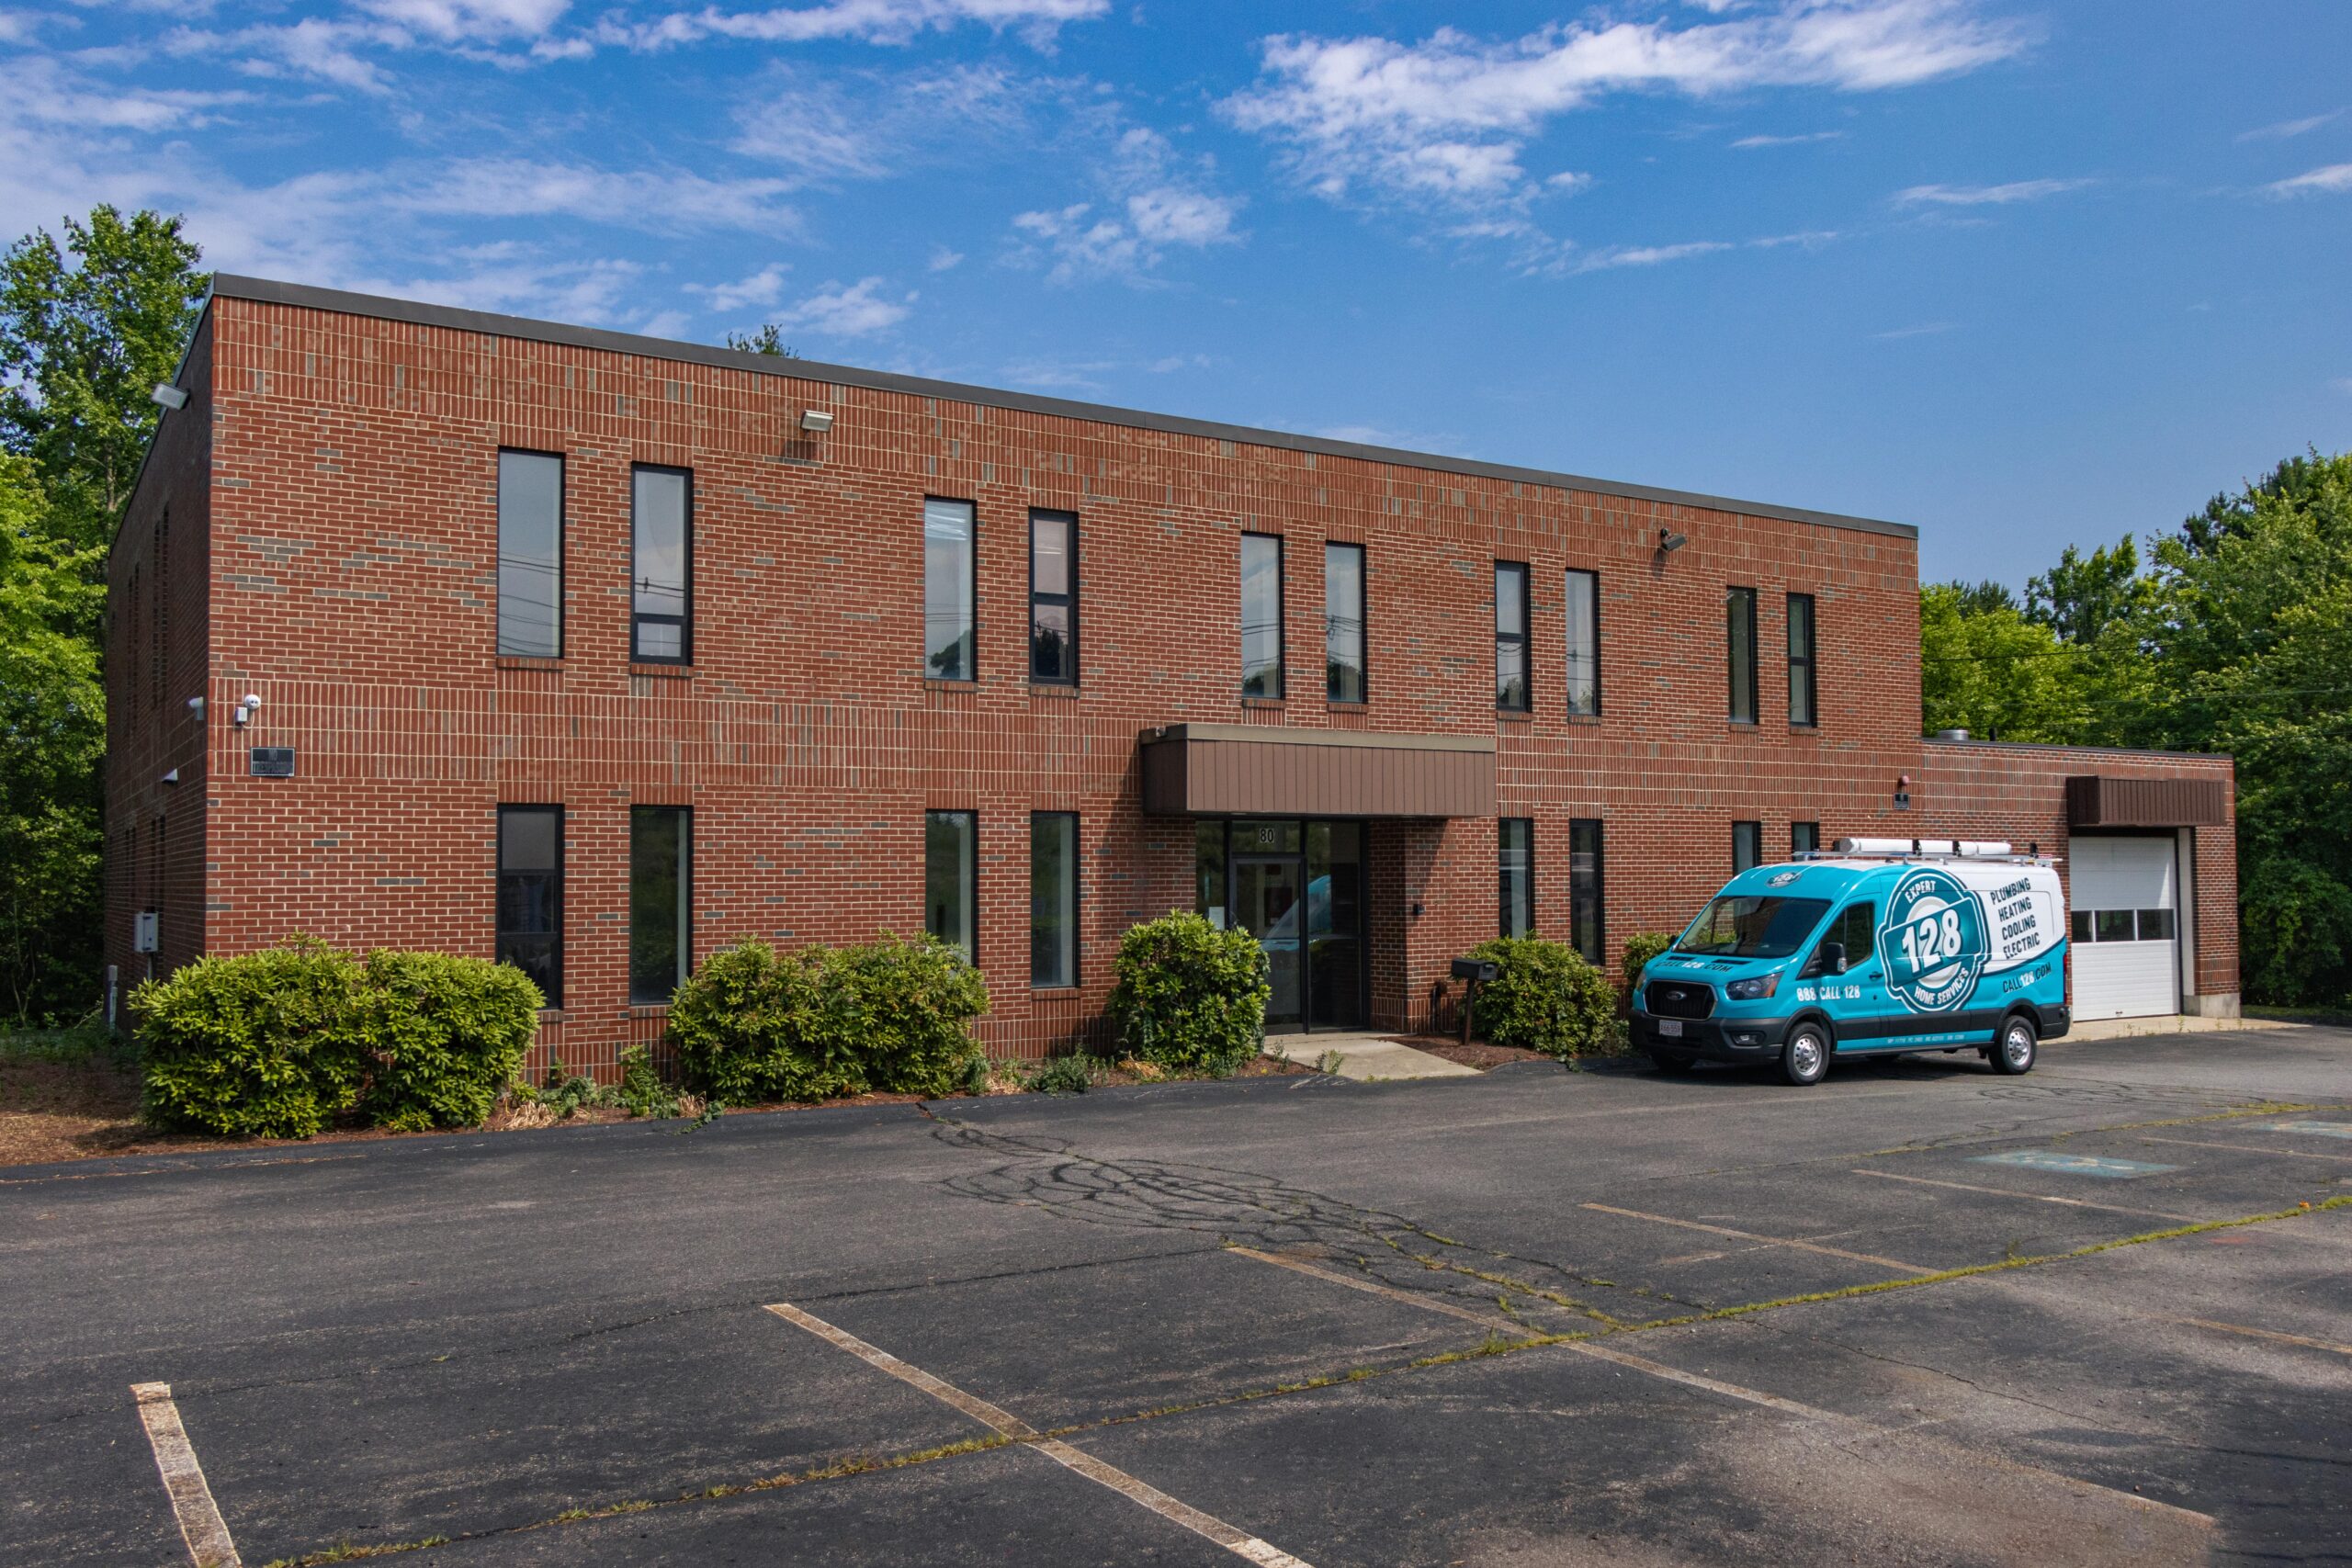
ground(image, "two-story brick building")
xmin=104 ymin=276 xmax=2240 ymax=1071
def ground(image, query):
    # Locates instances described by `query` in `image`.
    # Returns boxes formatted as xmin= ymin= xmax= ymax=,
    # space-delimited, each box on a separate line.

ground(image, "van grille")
xmin=1645 ymin=981 xmax=1716 ymax=1020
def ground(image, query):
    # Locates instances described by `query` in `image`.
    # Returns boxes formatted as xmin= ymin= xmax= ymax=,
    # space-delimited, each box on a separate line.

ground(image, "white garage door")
xmin=2068 ymin=836 xmax=2179 ymax=1020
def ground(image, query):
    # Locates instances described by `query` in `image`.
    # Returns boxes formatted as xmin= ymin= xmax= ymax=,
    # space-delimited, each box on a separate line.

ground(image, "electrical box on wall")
xmin=249 ymin=747 xmax=296 ymax=778
xmin=134 ymin=911 xmax=160 ymax=953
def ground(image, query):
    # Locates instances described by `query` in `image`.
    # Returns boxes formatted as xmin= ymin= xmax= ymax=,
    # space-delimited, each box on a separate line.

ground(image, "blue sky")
xmin=5 ymin=0 xmax=2347 ymax=585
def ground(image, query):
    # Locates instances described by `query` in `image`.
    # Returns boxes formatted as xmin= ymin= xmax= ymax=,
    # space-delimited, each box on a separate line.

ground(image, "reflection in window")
xmin=1240 ymin=534 xmax=1284 ymax=697
xmin=925 ymin=810 xmax=976 ymax=960
xmin=629 ymin=807 xmax=689 ymax=1004
xmin=1499 ymin=818 xmax=1533 ymax=937
xmin=925 ymin=499 xmax=976 ymax=680
xmin=1792 ymin=821 xmax=1821 ymax=857
xmin=1570 ymin=818 xmax=1604 ymax=964
xmin=1031 ymin=812 xmax=1077 ymax=987
xmin=1564 ymin=568 xmax=1600 ymax=716
xmin=632 ymin=466 xmax=691 ymax=662
xmin=1788 ymin=592 xmax=1817 ymax=728
xmin=497 ymin=451 xmax=563 ymax=658
xmin=1325 ymin=542 xmax=1364 ymax=704
xmin=1727 ymin=586 xmax=1758 ymax=723
xmin=1496 ymin=562 xmax=1530 ymax=711
xmin=1031 ymin=511 xmax=1077 ymax=684
xmin=1733 ymin=819 xmax=1762 ymax=874
xmin=496 ymin=806 xmax=562 ymax=1005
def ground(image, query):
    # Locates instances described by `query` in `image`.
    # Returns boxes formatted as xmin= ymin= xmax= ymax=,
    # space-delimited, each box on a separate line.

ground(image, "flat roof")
xmin=207 ymin=274 xmax=1917 ymax=542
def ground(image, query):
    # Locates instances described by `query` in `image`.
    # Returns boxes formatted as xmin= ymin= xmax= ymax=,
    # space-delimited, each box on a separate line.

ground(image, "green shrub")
xmin=1466 ymin=936 xmax=1617 ymax=1058
xmin=134 ymin=940 xmax=369 ymax=1138
xmin=668 ymin=932 xmax=989 ymax=1103
xmin=1620 ymin=932 xmax=1676 ymax=998
xmin=1107 ymin=911 xmax=1271 ymax=1077
xmin=1025 ymin=1052 xmax=1102 ymax=1094
xmin=613 ymin=1043 xmax=681 ymax=1119
xmin=356 ymin=949 xmax=541 ymax=1132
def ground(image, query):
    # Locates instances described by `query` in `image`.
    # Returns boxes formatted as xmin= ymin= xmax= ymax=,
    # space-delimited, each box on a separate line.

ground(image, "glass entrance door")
xmin=1233 ymin=857 xmax=1305 ymax=1031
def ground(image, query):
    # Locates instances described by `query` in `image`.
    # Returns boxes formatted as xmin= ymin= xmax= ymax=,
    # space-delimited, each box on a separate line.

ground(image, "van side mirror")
xmin=1820 ymin=942 xmax=1847 ymax=976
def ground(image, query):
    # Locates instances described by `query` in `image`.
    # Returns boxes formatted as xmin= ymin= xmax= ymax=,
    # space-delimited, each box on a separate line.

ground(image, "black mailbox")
xmin=1451 ymin=958 xmax=1500 ymax=984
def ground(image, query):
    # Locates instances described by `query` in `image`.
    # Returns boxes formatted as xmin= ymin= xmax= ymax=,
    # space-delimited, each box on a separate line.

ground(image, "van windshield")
xmin=1674 ymin=896 xmax=1833 ymax=960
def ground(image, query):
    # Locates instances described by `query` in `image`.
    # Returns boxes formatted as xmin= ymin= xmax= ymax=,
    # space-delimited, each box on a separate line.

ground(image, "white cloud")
xmin=1873 ymin=321 xmax=1957 ymax=339
xmin=1566 ymin=239 xmax=1735 ymax=273
xmin=2237 ymin=109 xmax=2340 ymax=143
xmin=1222 ymin=2 xmax=2026 ymax=212
xmin=692 ymin=262 xmax=792 ymax=311
xmin=352 ymin=0 xmax=569 ymax=42
xmin=407 ymin=158 xmax=801 ymax=235
xmin=164 ymin=18 xmax=400 ymax=94
xmin=598 ymin=0 xmax=1107 ymax=52
xmin=771 ymin=276 xmax=914 ymax=336
xmin=0 ymin=54 xmax=248 ymax=131
xmin=1894 ymin=177 xmax=2090 ymax=205
xmin=730 ymin=62 xmax=1027 ymax=185
xmin=2264 ymin=163 xmax=2352 ymax=197
xmin=927 ymin=244 xmax=965 ymax=271
xmin=1006 ymin=121 xmax=1239 ymax=283
xmin=1731 ymin=129 xmax=1845 ymax=147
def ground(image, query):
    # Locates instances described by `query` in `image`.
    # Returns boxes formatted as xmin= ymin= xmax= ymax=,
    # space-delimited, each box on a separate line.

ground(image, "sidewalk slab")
xmin=2067 ymin=1013 xmax=2297 ymax=1042
xmin=1261 ymin=1033 xmax=1481 ymax=1081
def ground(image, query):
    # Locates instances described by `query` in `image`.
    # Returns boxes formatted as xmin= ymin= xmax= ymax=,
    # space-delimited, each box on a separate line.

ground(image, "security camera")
xmin=232 ymin=694 xmax=262 ymax=728
xmin=152 ymin=383 xmax=188 ymax=412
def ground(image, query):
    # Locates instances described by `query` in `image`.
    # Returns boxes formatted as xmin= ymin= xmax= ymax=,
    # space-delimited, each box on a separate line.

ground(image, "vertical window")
xmin=1029 ymin=510 xmax=1077 ymax=684
xmin=1240 ymin=533 xmax=1284 ymax=698
xmin=1792 ymin=821 xmax=1821 ymax=858
xmin=1030 ymin=812 xmax=1078 ymax=987
xmin=1569 ymin=818 xmax=1604 ymax=965
xmin=628 ymin=807 xmax=690 ymax=1005
xmin=924 ymin=498 xmax=976 ymax=681
xmin=496 ymin=806 xmax=562 ymax=1007
xmin=1495 ymin=562 xmax=1530 ymax=712
xmin=152 ymin=514 xmax=167 ymax=711
xmin=1732 ymin=820 xmax=1762 ymax=874
xmin=497 ymin=451 xmax=564 ymax=659
xmin=1726 ymin=586 xmax=1758 ymax=723
xmin=1498 ymin=818 xmax=1533 ymax=938
xmin=631 ymin=466 xmax=691 ymax=663
xmin=1787 ymin=592 xmax=1817 ymax=728
xmin=1563 ymin=567 xmax=1600 ymax=716
xmin=1194 ymin=818 xmax=1227 ymax=929
xmin=925 ymin=810 xmax=976 ymax=961
xmin=1325 ymin=542 xmax=1365 ymax=704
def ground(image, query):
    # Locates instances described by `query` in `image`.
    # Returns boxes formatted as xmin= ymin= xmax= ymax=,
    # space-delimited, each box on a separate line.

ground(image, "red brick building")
xmin=105 ymin=276 xmax=2240 ymax=1071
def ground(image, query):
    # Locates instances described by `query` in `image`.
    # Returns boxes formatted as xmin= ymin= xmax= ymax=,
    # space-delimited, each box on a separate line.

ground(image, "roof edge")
xmin=209 ymin=274 xmax=1918 ymax=542
xmin=1925 ymin=736 xmax=2234 ymax=764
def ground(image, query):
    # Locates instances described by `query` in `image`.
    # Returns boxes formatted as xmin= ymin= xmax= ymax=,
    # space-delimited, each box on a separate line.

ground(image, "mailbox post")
xmin=1450 ymin=957 xmax=1500 ymax=1047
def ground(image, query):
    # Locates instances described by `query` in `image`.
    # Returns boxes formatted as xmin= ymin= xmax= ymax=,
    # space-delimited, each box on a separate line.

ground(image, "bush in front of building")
xmin=133 ymin=939 xmax=544 ymax=1138
xmin=1619 ymin=932 xmax=1676 ymax=1001
xmin=1107 ymin=911 xmax=1272 ymax=1077
xmin=1467 ymin=937 xmax=1617 ymax=1058
xmin=667 ymin=933 xmax=989 ymax=1103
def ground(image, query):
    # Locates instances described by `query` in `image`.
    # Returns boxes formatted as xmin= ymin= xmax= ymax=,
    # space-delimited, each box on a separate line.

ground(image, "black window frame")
xmin=1495 ymin=560 xmax=1531 ymax=713
xmin=1787 ymin=591 xmax=1817 ymax=728
xmin=1569 ymin=818 xmax=1604 ymax=965
xmin=496 ymin=448 xmax=567 ymax=660
xmin=1792 ymin=821 xmax=1821 ymax=857
xmin=1030 ymin=810 xmax=1079 ymax=989
xmin=1239 ymin=532 xmax=1285 ymax=699
xmin=1727 ymin=585 xmax=1758 ymax=724
xmin=495 ymin=804 xmax=563 ymax=1009
xmin=1028 ymin=509 xmax=1079 ymax=687
xmin=924 ymin=495 xmax=978 ymax=682
xmin=1324 ymin=540 xmax=1366 ymax=705
xmin=630 ymin=463 xmax=694 ymax=665
xmin=628 ymin=805 xmax=692 ymax=1006
xmin=1563 ymin=566 xmax=1600 ymax=717
xmin=924 ymin=809 xmax=978 ymax=962
xmin=1732 ymin=819 xmax=1762 ymax=874
xmin=1499 ymin=817 xmax=1534 ymax=938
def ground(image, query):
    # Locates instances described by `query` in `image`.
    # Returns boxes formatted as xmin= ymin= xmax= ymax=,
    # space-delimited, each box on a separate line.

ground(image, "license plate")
xmin=1657 ymin=1019 xmax=1683 ymax=1039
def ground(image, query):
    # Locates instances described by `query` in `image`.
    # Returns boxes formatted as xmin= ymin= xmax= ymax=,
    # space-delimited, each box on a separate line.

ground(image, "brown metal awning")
xmin=1140 ymin=724 xmax=1495 ymax=818
xmin=2065 ymin=774 xmax=2229 ymax=829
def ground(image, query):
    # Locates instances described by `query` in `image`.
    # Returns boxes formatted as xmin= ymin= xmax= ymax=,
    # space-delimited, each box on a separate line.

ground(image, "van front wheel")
xmin=1991 ymin=1016 xmax=2038 ymax=1076
xmin=1781 ymin=1023 xmax=1830 ymax=1087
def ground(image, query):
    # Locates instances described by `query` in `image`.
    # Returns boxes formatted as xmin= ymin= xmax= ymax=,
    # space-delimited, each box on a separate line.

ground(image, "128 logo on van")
xmin=1878 ymin=867 xmax=1988 ymax=1014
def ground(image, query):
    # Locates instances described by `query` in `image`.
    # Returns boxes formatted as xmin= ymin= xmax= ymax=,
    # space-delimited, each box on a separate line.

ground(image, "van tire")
xmin=1781 ymin=1023 xmax=1830 ymax=1087
xmin=1991 ymin=1015 xmax=2038 ymax=1076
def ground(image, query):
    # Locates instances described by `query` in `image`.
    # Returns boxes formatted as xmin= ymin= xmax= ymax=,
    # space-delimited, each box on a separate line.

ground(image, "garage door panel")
xmin=2068 ymin=835 xmax=2178 ymax=1021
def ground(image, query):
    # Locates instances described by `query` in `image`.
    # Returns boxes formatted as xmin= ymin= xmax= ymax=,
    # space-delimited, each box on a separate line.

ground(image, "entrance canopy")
xmin=1139 ymin=724 xmax=1495 ymax=819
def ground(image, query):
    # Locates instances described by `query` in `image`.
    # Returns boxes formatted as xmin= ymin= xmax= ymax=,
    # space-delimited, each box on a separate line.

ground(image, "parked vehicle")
xmin=1631 ymin=840 xmax=2069 ymax=1085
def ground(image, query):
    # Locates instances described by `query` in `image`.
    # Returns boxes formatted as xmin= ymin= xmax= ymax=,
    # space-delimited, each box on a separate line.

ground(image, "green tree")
xmin=1917 ymin=581 xmax=2091 ymax=742
xmin=724 ymin=324 xmax=801 ymax=358
xmin=2025 ymin=537 xmax=2141 ymax=645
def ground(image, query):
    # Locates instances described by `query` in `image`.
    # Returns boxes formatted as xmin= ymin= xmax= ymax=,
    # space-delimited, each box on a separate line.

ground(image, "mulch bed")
xmin=1394 ymin=1035 xmax=1553 ymax=1070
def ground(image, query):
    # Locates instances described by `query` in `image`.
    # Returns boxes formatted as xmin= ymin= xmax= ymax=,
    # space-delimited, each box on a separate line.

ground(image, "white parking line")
xmin=1580 ymin=1202 xmax=1936 ymax=1275
xmin=1226 ymin=1246 xmax=1527 ymax=1331
xmin=130 ymin=1383 xmax=242 ymax=1568
xmin=763 ymin=1303 xmax=1312 ymax=1568
xmin=1851 ymin=1168 xmax=2201 ymax=1223
xmin=2135 ymin=1134 xmax=2352 ymax=1161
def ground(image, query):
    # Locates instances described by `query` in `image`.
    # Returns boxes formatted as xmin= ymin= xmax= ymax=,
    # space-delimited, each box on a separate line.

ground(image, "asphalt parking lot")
xmin=6 ymin=1026 xmax=2348 ymax=1567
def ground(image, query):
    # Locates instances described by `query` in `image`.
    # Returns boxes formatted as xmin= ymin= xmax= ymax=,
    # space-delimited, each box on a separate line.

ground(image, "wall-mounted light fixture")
xmin=187 ymin=695 xmax=206 ymax=722
xmin=151 ymin=383 xmax=188 ymax=412
xmin=232 ymin=694 xmax=263 ymax=728
xmin=799 ymin=409 xmax=833 ymax=434
xmin=1657 ymin=528 xmax=1689 ymax=553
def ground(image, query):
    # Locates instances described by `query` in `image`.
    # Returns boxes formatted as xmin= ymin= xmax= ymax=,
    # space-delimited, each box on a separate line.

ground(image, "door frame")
xmin=1210 ymin=818 xmax=1370 ymax=1034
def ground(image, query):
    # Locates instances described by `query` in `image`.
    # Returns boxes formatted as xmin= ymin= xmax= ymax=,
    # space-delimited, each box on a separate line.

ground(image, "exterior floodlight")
xmin=152 ymin=383 xmax=189 ymax=411
xmin=187 ymin=695 xmax=206 ymax=722
xmin=799 ymin=409 xmax=833 ymax=434
xmin=1657 ymin=529 xmax=1688 ymax=553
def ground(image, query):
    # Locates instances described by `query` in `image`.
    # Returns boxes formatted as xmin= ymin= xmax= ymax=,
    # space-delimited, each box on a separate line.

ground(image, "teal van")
xmin=1631 ymin=841 xmax=2069 ymax=1086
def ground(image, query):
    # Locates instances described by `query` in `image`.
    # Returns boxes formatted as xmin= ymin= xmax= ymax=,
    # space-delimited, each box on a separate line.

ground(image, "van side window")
xmin=1805 ymin=902 xmax=1874 ymax=976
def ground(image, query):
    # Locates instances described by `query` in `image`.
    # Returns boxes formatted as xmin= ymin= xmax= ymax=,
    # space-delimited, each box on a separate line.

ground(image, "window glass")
xmin=1030 ymin=511 xmax=1076 ymax=684
xmin=924 ymin=499 xmax=976 ymax=681
xmin=1031 ymin=813 xmax=1078 ymax=987
xmin=1240 ymin=534 xmax=1284 ymax=697
xmin=1564 ymin=569 xmax=1600 ymax=716
xmin=1496 ymin=562 xmax=1530 ymax=711
xmin=1726 ymin=586 xmax=1758 ymax=723
xmin=629 ymin=807 xmax=689 ymax=1005
xmin=497 ymin=452 xmax=563 ymax=658
xmin=1325 ymin=542 xmax=1365 ymax=704
xmin=925 ymin=811 xmax=976 ymax=960
xmin=2136 ymin=908 xmax=2176 ymax=942
xmin=2094 ymin=908 xmax=2136 ymax=942
xmin=1498 ymin=818 xmax=1533 ymax=937
xmin=496 ymin=806 xmax=562 ymax=1005
xmin=1733 ymin=820 xmax=1762 ymax=874
xmin=1306 ymin=821 xmax=1363 ymax=938
xmin=1807 ymin=902 xmax=1875 ymax=975
xmin=1787 ymin=592 xmax=1817 ymax=727
xmin=1792 ymin=821 xmax=1820 ymax=856
xmin=1676 ymin=896 xmax=1832 ymax=959
xmin=1569 ymin=818 xmax=1603 ymax=964
xmin=632 ymin=467 xmax=691 ymax=663
xmin=2070 ymin=909 xmax=2094 ymax=943
xmin=1194 ymin=818 xmax=1227 ymax=929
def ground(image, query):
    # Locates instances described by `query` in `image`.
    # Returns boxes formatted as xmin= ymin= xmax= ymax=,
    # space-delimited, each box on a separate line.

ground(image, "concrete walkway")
xmin=1262 ymin=1032 xmax=1481 ymax=1081
xmin=2068 ymin=1012 xmax=2298 ymax=1042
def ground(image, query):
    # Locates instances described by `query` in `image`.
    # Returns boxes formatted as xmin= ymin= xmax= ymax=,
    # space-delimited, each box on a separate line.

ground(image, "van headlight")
xmin=1725 ymin=973 xmax=1781 ymax=1001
